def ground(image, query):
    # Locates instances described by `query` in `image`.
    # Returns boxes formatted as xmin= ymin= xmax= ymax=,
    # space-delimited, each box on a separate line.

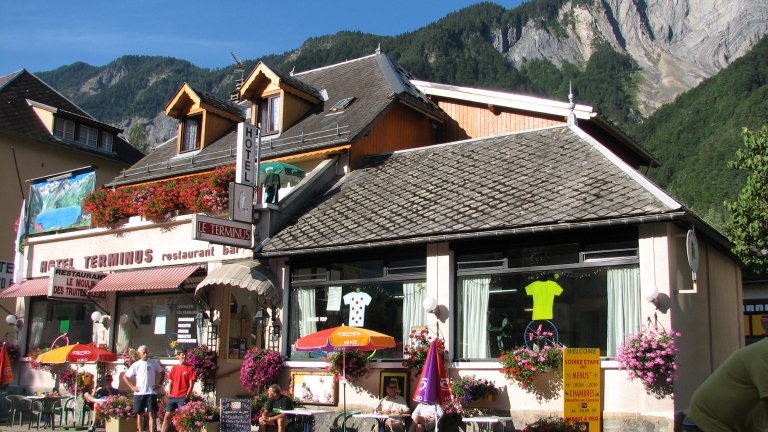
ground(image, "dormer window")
xmin=78 ymin=125 xmax=98 ymax=147
xmin=181 ymin=116 xmax=201 ymax=152
xmin=54 ymin=118 xmax=74 ymax=140
xmin=258 ymin=95 xmax=280 ymax=135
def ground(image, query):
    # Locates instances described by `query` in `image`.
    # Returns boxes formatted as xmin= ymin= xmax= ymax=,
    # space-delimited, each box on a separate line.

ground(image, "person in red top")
xmin=161 ymin=349 xmax=197 ymax=432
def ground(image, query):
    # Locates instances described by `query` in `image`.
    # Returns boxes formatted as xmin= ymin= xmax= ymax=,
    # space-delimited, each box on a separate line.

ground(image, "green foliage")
xmin=630 ymin=36 xmax=768 ymax=228
xmin=724 ymin=126 xmax=768 ymax=273
xmin=127 ymin=124 xmax=150 ymax=153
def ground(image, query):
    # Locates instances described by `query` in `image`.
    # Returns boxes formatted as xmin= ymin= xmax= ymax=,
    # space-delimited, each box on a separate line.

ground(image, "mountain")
xmin=31 ymin=0 xmax=768 ymax=228
xmin=629 ymin=35 xmax=768 ymax=228
xmin=35 ymin=0 xmax=768 ymax=147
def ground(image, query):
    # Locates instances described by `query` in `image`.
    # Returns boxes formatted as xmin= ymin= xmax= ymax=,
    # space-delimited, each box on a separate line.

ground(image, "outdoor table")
xmin=279 ymin=409 xmax=332 ymax=432
xmin=462 ymin=416 xmax=515 ymax=432
xmin=25 ymin=395 xmax=68 ymax=429
xmin=353 ymin=413 xmax=411 ymax=432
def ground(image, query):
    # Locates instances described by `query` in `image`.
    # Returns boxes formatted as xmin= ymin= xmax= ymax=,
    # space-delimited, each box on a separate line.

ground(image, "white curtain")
xmin=116 ymin=322 xmax=130 ymax=353
xmin=402 ymin=282 xmax=427 ymax=354
xmin=290 ymin=288 xmax=317 ymax=344
xmin=459 ymin=277 xmax=490 ymax=358
xmin=30 ymin=318 xmax=43 ymax=349
xmin=607 ymin=267 xmax=641 ymax=357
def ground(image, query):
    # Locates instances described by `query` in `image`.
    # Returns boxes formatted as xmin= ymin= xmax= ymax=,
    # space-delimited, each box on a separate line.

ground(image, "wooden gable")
xmin=239 ymin=63 xmax=320 ymax=131
xmin=165 ymin=83 xmax=242 ymax=151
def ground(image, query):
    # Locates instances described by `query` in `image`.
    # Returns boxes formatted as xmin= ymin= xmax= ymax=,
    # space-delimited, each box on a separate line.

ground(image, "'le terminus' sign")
xmin=192 ymin=214 xmax=253 ymax=248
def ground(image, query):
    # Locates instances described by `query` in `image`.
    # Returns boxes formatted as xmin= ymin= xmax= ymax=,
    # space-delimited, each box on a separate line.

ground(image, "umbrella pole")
xmin=343 ymin=350 xmax=347 ymax=432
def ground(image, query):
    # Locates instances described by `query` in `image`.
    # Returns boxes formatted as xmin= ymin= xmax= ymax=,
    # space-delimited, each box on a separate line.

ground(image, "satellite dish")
xmin=687 ymin=229 xmax=699 ymax=273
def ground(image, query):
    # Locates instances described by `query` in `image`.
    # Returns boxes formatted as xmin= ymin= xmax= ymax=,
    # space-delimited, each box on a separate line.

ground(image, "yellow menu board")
xmin=563 ymin=348 xmax=601 ymax=431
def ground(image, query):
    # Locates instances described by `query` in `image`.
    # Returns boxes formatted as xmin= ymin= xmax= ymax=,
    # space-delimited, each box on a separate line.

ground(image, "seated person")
xmin=84 ymin=374 xmax=120 ymax=432
xmin=258 ymin=384 xmax=294 ymax=432
xmin=408 ymin=403 xmax=443 ymax=432
xmin=374 ymin=380 xmax=410 ymax=432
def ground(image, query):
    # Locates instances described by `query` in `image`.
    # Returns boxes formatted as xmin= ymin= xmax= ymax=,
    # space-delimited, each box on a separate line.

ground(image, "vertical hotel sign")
xmin=563 ymin=348 xmax=601 ymax=431
xmin=48 ymin=268 xmax=107 ymax=300
xmin=236 ymin=123 xmax=258 ymax=187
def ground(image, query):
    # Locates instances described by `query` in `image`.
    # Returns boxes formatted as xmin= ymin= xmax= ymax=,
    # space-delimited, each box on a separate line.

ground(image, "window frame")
xmin=101 ymin=132 xmax=114 ymax=152
xmin=258 ymin=94 xmax=281 ymax=135
xmin=78 ymin=125 xmax=98 ymax=147
xmin=180 ymin=115 xmax=202 ymax=152
xmin=53 ymin=118 xmax=75 ymax=141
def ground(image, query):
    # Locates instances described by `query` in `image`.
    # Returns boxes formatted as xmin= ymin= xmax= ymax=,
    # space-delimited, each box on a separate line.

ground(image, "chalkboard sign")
xmin=221 ymin=398 xmax=252 ymax=432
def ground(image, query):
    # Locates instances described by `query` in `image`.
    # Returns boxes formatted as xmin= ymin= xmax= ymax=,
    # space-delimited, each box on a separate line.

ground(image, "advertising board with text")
xmin=48 ymin=267 xmax=107 ymax=301
xmin=563 ymin=348 xmax=601 ymax=431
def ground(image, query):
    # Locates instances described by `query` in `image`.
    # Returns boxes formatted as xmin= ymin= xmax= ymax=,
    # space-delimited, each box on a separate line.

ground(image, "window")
xmin=78 ymin=125 xmax=98 ymax=147
xmin=181 ymin=116 xmax=201 ymax=152
xmin=258 ymin=95 xmax=280 ymax=135
xmin=743 ymin=300 xmax=768 ymax=345
xmin=53 ymin=118 xmax=75 ymax=140
xmin=26 ymin=299 xmax=96 ymax=353
xmin=455 ymin=266 xmax=640 ymax=360
xmin=115 ymin=293 xmax=203 ymax=357
xmin=101 ymin=132 xmax=113 ymax=152
xmin=288 ymin=280 xmax=426 ymax=359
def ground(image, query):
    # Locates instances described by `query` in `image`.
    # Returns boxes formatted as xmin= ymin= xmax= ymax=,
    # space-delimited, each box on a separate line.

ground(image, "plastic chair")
xmin=63 ymin=397 xmax=92 ymax=426
xmin=330 ymin=410 xmax=361 ymax=432
xmin=29 ymin=397 xmax=63 ymax=430
xmin=6 ymin=395 xmax=32 ymax=427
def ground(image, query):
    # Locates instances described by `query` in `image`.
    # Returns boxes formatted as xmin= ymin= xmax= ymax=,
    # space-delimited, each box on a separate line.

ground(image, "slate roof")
xmin=0 ymin=70 xmax=144 ymax=165
xmin=259 ymin=125 xmax=681 ymax=256
xmin=108 ymin=53 xmax=441 ymax=186
xmin=189 ymin=86 xmax=244 ymax=119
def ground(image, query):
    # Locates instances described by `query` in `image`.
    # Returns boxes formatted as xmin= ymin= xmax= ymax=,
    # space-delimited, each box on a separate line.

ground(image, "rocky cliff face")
xmin=492 ymin=0 xmax=768 ymax=114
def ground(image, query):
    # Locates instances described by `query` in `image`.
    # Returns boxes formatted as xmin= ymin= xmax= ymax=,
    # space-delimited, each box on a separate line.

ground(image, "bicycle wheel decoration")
xmin=523 ymin=320 xmax=559 ymax=349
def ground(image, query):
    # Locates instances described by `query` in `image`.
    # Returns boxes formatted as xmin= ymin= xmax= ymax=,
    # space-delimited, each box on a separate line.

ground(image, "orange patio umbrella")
xmin=0 ymin=343 xmax=15 ymax=385
xmin=294 ymin=326 xmax=396 ymax=430
xmin=36 ymin=344 xmax=118 ymax=363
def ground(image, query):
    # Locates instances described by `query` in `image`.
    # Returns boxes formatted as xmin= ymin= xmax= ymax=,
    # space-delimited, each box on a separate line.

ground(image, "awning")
xmin=90 ymin=265 xmax=201 ymax=293
xmin=0 ymin=278 xmax=49 ymax=298
xmin=195 ymin=261 xmax=281 ymax=304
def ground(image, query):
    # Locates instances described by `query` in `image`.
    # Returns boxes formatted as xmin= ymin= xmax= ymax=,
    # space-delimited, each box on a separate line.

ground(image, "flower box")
xmin=106 ymin=418 xmax=137 ymax=432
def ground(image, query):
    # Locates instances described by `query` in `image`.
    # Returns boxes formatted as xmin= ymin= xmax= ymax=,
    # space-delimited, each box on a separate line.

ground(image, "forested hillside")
xmin=630 ymin=36 xmax=768 ymax=228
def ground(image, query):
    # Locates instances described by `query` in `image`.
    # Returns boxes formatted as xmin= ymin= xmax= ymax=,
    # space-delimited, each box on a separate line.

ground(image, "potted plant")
xmin=172 ymin=399 xmax=219 ymax=432
xmin=6 ymin=344 xmax=21 ymax=362
xmin=240 ymin=348 xmax=283 ymax=394
xmin=402 ymin=329 xmax=447 ymax=376
xmin=522 ymin=417 xmax=577 ymax=432
xmin=60 ymin=368 xmax=92 ymax=395
xmin=449 ymin=375 xmax=499 ymax=405
xmin=97 ymin=395 xmax=136 ymax=432
xmin=498 ymin=344 xmax=564 ymax=401
xmin=616 ymin=324 xmax=680 ymax=399
xmin=27 ymin=347 xmax=53 ymax=374
xmin=326 ymin=350 xmax=371 ymax=385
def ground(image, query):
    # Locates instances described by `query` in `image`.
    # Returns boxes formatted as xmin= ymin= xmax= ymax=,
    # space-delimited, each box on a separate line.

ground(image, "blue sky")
xmin=1 ymin=0 xmax=525 ymax=74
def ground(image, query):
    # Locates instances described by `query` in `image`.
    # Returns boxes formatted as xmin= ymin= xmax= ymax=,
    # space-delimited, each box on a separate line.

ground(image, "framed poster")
xmin=379 ymin=371 xmax=409 ymax=400
xmin=290 ymin=371 xmax=337 ymax=405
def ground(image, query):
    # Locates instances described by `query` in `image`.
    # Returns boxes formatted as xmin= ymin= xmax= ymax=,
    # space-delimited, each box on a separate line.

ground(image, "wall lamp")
xmin=422 ymin=297 xmax=439 ymax=316
xmin=642 ymin=284 xmax=660 ymax=307
xmin=6 ymin=314 xmax=22 ymax=340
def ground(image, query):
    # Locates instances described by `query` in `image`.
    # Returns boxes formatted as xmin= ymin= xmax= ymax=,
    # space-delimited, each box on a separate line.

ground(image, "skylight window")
xmin=331 ymin=97 xmax=355 ymax=112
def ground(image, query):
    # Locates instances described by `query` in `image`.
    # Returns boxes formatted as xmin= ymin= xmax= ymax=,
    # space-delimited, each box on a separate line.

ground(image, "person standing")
xmin=123 ymin=345 xmax=165 ymax=432
xmin=161 ymin=349 xmax=197 ymax=432
xmin=258 ymin=384 xmax=294 ymax=432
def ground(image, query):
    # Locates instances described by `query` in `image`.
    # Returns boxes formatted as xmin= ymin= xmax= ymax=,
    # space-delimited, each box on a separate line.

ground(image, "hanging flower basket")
xmin=240 ymin=348 xmax=283 ymax=394
xmin=187 ymin=346 xmax=218 ymax=392
xmin=449 ymin=375 xmax=499 ymax=406
xmin=402 ymin=329 xmax=447 ymax=376
xmin=499 ymin=344 xmax=564 ymax=402
xmin=616 ymin=321 xmax=680 ymax=399
xmin=326 ymin=350 xmax=371 ymax=385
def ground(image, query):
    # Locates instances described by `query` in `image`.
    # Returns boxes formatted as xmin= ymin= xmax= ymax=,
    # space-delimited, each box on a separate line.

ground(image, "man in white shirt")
xmin=123 ymin=345 xmax=165 ymax=432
